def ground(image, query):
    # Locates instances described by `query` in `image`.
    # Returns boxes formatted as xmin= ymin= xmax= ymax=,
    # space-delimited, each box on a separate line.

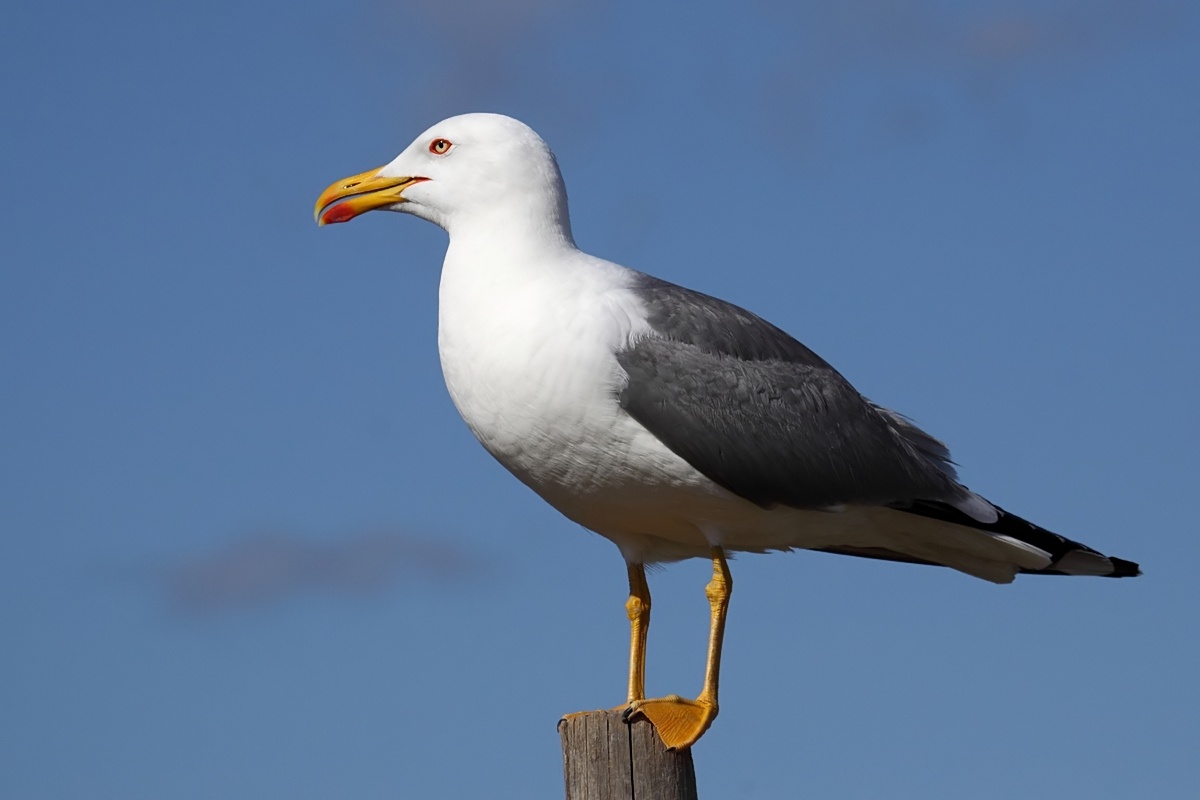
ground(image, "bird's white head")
xmin=315 ymin=113 xmax=574 ymax=245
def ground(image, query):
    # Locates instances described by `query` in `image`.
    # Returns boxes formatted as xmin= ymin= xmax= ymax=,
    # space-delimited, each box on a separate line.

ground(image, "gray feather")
xmin=617 ymin=274 xmax=972 ymax=511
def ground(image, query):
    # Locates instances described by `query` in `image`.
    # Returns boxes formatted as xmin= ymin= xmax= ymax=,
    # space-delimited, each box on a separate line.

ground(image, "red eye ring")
xmin=429 ymin=138 xmax=452 ymax=155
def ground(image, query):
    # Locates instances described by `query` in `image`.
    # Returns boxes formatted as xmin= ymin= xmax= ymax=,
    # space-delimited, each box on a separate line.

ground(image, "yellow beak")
xmin=314 ymin=167 xmax=427 ymax=226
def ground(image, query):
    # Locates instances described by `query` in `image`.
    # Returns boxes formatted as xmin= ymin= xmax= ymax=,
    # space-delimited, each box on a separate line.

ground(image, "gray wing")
xmin=616 ymin=274 xmax=977 ymax=512
xmin=616 ymin=275 xmax=1141 ymax=579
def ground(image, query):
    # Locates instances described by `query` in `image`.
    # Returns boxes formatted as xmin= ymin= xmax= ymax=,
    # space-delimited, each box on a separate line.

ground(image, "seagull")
xmin=314 ymin=112 xmax=1140 ymax=750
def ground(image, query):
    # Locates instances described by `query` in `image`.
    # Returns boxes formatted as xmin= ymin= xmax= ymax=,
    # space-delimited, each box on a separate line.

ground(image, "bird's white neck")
xmin=442 ymin=212 xmax=580 ymax=293
xmin=439 ymin=172 xmax=576 ymax=253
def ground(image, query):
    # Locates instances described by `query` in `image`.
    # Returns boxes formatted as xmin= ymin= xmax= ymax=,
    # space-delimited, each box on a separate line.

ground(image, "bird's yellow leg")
xmin=560 ymin=561 xmax=652 ymax=724
xmin=626 ymin=561 xmax=651 ymax=704
xmin=627 ymin=547 xmax=732 ymax=750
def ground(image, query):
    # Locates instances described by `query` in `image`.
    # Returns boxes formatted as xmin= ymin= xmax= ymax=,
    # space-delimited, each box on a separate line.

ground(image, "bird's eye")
xmin=429 ymin=138 xmax=453 ymax=155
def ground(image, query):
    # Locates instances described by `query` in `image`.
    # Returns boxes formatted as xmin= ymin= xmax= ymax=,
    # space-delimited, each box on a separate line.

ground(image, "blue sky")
xmin=2 ymin=1 xmax=1197 ymax=797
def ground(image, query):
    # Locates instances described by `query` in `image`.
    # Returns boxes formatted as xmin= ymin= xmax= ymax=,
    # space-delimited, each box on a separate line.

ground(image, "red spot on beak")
xmin=321 ymin=203 xmax=358 ymax=225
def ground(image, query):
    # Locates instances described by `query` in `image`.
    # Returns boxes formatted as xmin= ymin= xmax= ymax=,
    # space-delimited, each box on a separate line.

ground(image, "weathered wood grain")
xmin=559 ymin=710 xmax=698 ymax=800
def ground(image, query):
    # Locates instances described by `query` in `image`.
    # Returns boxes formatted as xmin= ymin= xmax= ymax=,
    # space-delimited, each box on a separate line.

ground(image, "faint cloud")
xmin=162 ymin=529 xmax=484 ymax=615
xmin=960 ymin=1 xmax=1186 ymax=67
xmin=750 ymin=0 xmax=1186 ymax=68
xmin=965 ymin=13 xmax=1050 ymax=64
xmin=749 ymin=0 xmax=1191 ymax=156
xmin=343 ymin=0 xmax=1191 ymax=173
xmin=362 ymin=0 xmax=604 ymax=126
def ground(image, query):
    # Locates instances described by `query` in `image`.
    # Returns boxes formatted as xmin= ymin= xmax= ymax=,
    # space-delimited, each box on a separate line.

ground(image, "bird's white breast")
xmin=440 ymin=247 xmax=633 ymax=478
xmin=435 ymin=244 xmax=722 ymax=551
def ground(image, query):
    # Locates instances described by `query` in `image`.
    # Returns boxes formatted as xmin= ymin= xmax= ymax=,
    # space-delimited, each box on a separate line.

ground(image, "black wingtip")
xmin=1106 ymin=557 xmax=1142 ymax=578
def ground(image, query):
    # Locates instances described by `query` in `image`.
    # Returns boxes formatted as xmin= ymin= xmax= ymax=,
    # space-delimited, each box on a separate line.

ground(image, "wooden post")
xmin=559 ymin=710 xmax=698 ymax=800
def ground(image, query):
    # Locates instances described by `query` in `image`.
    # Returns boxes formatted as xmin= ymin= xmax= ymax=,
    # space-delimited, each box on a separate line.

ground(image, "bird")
xmin=314 ymin=112 xmax=1140 ymax=750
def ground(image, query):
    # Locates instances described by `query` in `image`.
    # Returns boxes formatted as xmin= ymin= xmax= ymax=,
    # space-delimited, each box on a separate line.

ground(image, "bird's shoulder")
xmin=622 ymin=272 xmax=834 ymax=369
